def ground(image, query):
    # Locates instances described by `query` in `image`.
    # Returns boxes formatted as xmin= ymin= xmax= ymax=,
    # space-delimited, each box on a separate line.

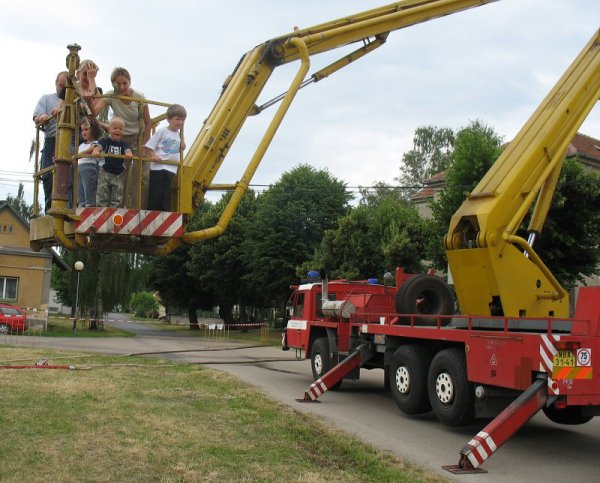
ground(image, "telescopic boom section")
xmin=445 ymin=29 xmax=600 ymax=319
xmin=177 ymin=0 xmax=497 ymax=249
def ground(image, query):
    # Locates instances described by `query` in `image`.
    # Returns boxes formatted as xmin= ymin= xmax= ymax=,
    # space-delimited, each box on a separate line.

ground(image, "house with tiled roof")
xmin=412 ymin=171 xmax=446 ymax=218
xmin=411 ymin=132 xmax=600 ymax=218
xmin=566 ymin=133 xmax=600 ymax=173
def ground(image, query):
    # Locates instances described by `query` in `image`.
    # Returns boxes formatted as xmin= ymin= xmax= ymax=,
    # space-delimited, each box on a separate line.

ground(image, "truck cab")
xmin=284 ymin=268 xmax=455 ymax=384
xmin=285 ymin=274 xmax=395 ymax=384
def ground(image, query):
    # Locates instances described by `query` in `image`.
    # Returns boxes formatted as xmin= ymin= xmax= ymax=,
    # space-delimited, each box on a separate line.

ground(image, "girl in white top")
xmin=77 ymin=117 xmax=103 ymax=207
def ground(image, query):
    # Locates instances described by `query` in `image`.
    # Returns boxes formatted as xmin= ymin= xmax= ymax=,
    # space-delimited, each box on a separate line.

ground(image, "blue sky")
xmin=1 ymin=0 xmax=599 ymax=203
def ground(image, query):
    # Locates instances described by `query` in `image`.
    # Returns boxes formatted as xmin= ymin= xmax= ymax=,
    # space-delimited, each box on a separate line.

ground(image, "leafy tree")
xmin=146 ymin=247 xmax=211 ymax=329
xmin=303 ymin=189 xmax=432 ymax=280
xmin=187 ymin=191 xmax=259 ymax=324
xmin=147 ymin=204 xmax=216 ymax=329
xmin=5 ymin=183 xmax=39 ymax=221
xmin=429 ymin=120 xmax=503 ymax=267
xmin=52 ymin=251 xmax=150 ymax=321
xmin=529 ymin=158 xmax=600 ymax=289
xmin=357 ymin=181 xmax=404 ymax=205
xmin=242 ymin=164 xmax=351 ymax=309
xmin=129 ymin=291 xmax=159 ymax=318
xmin=396 ymin=126 xmax=454 ymax=197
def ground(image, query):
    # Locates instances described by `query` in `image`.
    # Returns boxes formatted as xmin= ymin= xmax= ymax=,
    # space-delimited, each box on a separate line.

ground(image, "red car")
xmin=0 ymin=304 xmax=28 ymax=335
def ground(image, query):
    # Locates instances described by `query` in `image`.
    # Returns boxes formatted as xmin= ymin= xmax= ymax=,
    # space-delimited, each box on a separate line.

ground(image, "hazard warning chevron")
xmin=75 ymin=208 xmax=183 ymax=237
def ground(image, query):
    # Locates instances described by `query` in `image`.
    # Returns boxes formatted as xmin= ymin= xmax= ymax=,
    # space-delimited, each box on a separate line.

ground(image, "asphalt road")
xmin=3 ymin=316 xmax=599 ymax=482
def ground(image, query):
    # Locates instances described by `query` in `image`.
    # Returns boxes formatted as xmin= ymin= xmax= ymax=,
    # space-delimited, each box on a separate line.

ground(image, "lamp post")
xmin=73 ymin=260 xmax=84 ymax=333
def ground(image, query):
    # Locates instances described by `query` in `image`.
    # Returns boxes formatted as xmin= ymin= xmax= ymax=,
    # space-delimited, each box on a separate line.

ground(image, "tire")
xmin=0 ymin=323 xmax=9 ymax=335
xmin=311 ymin=337 xmax=342 ymax=390
xmin=395 ymin=274 xmax=454 ymax=326
xmin=389 ymin=344 xmax=432 ymax=414
xmin=428 ymin=348 xmax=474 ymax=426
xmin=543 ymin=405 xmax=593 ymax=425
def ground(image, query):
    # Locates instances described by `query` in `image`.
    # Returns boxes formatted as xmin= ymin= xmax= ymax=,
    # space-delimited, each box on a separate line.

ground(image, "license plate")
xmin=553 ymin=350 xmax=576 ymax=367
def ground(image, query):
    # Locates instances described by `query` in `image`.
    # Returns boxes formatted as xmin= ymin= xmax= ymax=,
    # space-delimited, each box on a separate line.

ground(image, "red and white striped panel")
xmin=463 ymin=431 xmax=498 ymax=469
xmin=305 ymin=378 xmax=328 ymax=401
xmin=138 ymin=210 xmax=183 ymax=237
xmin=539 ymin=333 xmax=560 ymax=395
xmin=75 ymin=208 xmax=183 ymax=237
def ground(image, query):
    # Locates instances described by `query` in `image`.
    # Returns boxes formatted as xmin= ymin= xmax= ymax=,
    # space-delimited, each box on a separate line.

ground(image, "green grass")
xmin=140 ymin=319 xmax=284 ymax=346
xmin=30 ymin=317 xmax=134 ymax=338
xmin=25 ymin=315 xmax=281 ymax=345
xmin=0 ymin=346 xmax=447 ymax=482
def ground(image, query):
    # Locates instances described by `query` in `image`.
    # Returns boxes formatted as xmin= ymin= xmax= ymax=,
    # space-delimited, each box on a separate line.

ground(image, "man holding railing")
xmin=33 ymin=71 xmax=68 ymax=213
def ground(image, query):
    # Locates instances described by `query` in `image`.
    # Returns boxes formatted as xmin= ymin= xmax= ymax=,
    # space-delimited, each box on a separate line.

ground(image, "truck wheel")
xmin=427 ymin=348 xmax=474 ymax=426
xmin=0 ymin=323 xmax=9 ymax=335
xmin=395 ymin=274 xmax=454 ymax=326
xmin=311 ymin=337 xmax=342 ymax=390
xmin=389 ymin=344 xmax=432 ymax=414
xmin=543 ymin=405 xmax=593 ymax=425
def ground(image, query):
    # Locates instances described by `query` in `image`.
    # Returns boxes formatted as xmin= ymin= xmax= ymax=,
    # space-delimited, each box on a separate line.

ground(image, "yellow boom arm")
xmin=445 ymin=29 xmax=600 ymax=318
xmin=173 ymin=0 xmax=498 ymax=253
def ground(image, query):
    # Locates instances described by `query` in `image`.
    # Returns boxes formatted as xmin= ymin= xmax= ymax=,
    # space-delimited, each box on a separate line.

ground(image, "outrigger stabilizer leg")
xmin=298 ymin=342 xmax=374 ymax=403
xmin=443 ymin=375 xmax=549 ymax=474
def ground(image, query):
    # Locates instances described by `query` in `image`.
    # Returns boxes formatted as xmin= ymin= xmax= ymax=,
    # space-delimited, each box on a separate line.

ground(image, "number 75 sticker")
xmin=577 ymin=348 xmax=592 ymax=367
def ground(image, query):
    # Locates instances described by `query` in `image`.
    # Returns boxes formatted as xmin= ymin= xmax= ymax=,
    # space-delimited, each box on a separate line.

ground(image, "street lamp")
xmin=73 ymin=261 xmax=84 ymax=333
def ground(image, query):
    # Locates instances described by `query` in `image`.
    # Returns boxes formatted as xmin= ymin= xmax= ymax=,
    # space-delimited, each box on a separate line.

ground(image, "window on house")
xmin=0 ymin=277 xmax=18 ymax=300
xmin=1 ymin=224 xmax=15 ymax=234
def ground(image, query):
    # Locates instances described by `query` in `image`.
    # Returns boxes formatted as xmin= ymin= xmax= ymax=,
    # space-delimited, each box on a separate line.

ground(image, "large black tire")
xmin=427 ymin=348 xmax=474 ymax=426
xmin=543 ymin=405 xmax=593 ymax=425
xmin=0 ymin=323 xmax=9 ymax=335
xmin=311 ymin=337 xmax=342 ymax=390
xmin=395 ymin=274 xmax=454 ymax=326
xmin=389 ymin=345 xmax=432 ymax=414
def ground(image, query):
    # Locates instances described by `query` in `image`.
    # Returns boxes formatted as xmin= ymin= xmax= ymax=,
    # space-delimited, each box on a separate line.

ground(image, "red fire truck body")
xmin=284 ymin=273 xmax=600 ymax=471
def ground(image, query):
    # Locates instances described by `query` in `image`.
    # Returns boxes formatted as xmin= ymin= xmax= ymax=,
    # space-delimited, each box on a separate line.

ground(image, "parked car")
xmin=0 ymin=304 xmax=28 ymax=335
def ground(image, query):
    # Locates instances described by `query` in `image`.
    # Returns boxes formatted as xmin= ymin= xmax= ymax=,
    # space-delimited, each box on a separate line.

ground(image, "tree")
xmin=429 ymin=120 xmax=503 ymax=267
xmin=52 ymin=251 xmax=150 ymax=322
xmin=147 ymin=247 xmax=211 ymax=329
xmin=187 ymin=191 xmax=259 ymax=324
xmin=129 ymin=291 xmax=159 ymax=318
xmin=147 ymin=204 xmax=216 ymax=329
xmin=5 ymin=183 xmax=39 ymax=221
xmin=396 ymin=126 xmax=454 ymax=197
xmin=529 ymin=158 xmax=600 ymax=289
xmin=303 ymin=189 xmax=432 ymax=280
xmin=242 ymin=164 xmax=351 ymax=308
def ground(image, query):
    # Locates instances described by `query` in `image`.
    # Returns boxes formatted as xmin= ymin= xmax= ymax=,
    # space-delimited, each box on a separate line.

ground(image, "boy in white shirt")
xmin=144 ymin=104 xmax=186 ymax=211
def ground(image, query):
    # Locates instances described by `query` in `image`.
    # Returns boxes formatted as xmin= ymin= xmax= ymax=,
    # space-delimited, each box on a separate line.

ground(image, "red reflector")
xmin=555 ymin=340 xmax=580 ymax=351
xmin=112 ymin=213 xmax=124 ymax=226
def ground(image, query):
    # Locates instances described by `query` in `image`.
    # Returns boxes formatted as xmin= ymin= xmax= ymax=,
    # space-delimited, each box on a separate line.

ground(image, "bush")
xmin=129 ymin=291 xmax=159 ymax=318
